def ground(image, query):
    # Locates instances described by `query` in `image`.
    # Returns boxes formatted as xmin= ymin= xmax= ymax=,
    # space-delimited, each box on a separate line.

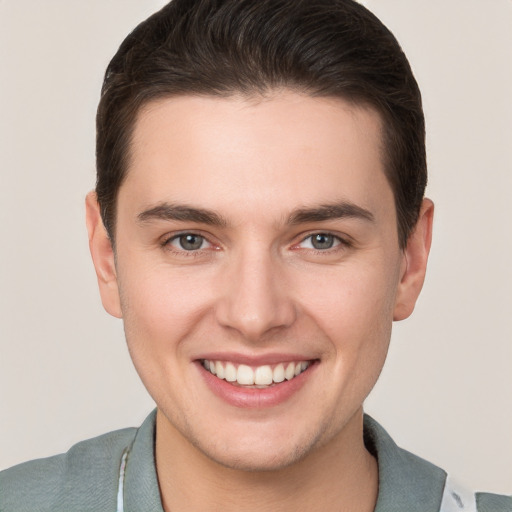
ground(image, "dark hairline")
xmin=96 ymin=0 xmax=426 ymax=252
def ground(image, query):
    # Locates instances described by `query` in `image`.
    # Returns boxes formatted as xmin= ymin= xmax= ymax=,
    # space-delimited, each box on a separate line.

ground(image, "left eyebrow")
xmin=287 ymin=202 xmax=375 ymax=225
xmin=137 ymin=203 xmax=228 ymax=227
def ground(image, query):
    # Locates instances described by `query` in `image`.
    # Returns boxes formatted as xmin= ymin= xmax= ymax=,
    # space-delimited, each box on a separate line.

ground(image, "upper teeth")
xmin=203 ymin=360 xmax=310 ymax=386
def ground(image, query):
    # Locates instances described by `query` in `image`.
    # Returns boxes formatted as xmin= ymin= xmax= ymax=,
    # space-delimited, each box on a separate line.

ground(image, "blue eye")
xmin=301 ymin=233 xmax=341 ymax=250
xmin=169 ymin=234 xmax=208 ymax=251
xmin=311 ymin=234 xmax=335 ymax=250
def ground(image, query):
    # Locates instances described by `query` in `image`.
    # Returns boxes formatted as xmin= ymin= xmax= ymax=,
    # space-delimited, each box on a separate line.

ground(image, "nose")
xmin=215 ymin=247 xmax=296 ymax=341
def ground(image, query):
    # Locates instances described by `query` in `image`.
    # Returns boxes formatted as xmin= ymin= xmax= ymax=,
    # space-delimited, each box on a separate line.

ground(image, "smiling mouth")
xmin=201 ymin=360 xmax=312 ymax=388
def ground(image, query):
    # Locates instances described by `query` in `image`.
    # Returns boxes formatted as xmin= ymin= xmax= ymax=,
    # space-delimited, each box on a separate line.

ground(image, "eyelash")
xmin=161 ymin=232 xmax=216 ymax=256
xmin=294 ymin=232 xmax=351 ymax=253
xmin=161 ymin=231 xmax=350 ymax=256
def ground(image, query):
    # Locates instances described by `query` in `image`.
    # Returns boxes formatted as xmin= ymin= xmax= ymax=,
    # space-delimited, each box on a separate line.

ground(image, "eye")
xmin=300 ymin=233 xmax=341 ymax=250
xmin=167 ymin=233 xmax=210 ymax=251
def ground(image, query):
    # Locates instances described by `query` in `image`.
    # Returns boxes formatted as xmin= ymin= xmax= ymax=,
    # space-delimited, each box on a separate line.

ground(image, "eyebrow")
xmin=137 ymin=204 xmax=228 ymax=227
xmin=288 ymin=202 xmax=375 ymax=225
xmin=137 ymin=200 xmax=374 ymax=228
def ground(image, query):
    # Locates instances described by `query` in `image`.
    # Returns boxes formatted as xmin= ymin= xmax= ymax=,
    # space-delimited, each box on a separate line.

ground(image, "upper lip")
xmin=195 ymin=352 xmax=317 ymax=366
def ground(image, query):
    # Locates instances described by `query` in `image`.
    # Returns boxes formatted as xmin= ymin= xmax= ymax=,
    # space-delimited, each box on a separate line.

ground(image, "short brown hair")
xmin=96 ymin=0 xmax=426 ymax=248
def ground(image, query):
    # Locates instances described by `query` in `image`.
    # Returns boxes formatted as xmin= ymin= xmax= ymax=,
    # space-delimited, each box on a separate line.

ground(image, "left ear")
xmin=85 ymin=191 xmax=123 ymax=319
xmin=393 ymin=198 xmax=434 ymax=321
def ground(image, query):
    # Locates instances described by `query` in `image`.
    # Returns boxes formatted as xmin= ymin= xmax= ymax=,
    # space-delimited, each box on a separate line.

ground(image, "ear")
xmin=85 ymin=191 xmax=122 ymax=318
xmin=393 ymin=198 xmax=434 ymax=321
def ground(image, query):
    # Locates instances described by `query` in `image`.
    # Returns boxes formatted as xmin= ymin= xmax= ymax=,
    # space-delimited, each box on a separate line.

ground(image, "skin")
xmin=86 ymin=91 xmax=433 ymax=511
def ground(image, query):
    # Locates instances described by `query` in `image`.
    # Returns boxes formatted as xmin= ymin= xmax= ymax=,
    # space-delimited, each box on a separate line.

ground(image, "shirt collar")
xmin=123 ymin=410 xmax=164 ymax=512
xmin=122 ymin=410 xmax=446 ymax=512
xmin=364 ymin=415 xmax=447 ymax=512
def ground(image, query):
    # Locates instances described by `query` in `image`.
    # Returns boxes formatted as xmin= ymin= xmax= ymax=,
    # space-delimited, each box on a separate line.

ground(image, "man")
xmin=1 ymin=1 xmax=510 ymax=511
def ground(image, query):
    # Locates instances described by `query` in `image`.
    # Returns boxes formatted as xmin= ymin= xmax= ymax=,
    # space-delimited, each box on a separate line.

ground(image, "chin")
xmin=190 ymin=423 xmax=326 ymax=473
xmin=203 ymin=443 xmax=310 ymax=473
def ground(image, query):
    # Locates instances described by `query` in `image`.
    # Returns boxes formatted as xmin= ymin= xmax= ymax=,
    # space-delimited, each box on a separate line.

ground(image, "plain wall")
xmin=1 ymin=0 xmax=510 ymax=493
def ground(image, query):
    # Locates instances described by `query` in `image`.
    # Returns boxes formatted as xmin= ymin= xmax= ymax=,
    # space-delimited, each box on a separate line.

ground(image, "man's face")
xmin=91 ymin=91 xmax=423 ymax=470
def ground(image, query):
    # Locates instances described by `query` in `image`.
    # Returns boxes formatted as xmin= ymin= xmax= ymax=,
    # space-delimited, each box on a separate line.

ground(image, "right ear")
xmin=85 ymin=191 xmax=122 ymax=318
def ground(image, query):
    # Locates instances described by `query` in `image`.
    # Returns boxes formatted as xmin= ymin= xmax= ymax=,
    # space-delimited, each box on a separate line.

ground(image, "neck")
xmin=155 ymin=408 xmax=378 ymax=512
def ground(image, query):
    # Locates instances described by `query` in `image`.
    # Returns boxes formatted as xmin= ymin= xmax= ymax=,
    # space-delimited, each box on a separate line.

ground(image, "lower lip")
xmin=197 ymin=362 xmax=317 ymax=408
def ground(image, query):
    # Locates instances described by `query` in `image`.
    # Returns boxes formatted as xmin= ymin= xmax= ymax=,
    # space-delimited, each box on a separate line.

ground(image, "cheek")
xmin=117 ymin=265 xmax=215 ymax=355
xmin=298 ymin=261 xmax=399 ymax=341
xmin=116 ymin=268 xmax=211 ymax=408
xmin=296 ymin=258 xmax=399 ymax=393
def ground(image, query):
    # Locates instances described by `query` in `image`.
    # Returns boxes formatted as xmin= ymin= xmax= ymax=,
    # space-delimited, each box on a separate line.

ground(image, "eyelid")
xmin=159 ymin=229 xmax=351 ymax=253
xmin=291 ymin=231 xmax=352 ymax=251
xmin=161 ymin=230 xmax=219 ymax=252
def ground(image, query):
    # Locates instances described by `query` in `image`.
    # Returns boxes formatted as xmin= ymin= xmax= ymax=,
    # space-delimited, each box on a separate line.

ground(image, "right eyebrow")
xmin=137 ymin=203 xmax=228 ymax=227
xmin=287 ymin=201 xmax=375 ymax=225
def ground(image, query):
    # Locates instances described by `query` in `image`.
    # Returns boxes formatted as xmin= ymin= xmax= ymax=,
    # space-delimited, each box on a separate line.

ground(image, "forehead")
xmin=121 ymin=91 xmax=393 ymax=224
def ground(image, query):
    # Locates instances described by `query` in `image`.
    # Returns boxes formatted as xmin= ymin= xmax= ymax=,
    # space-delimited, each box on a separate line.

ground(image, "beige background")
xmin=1 ymin=0 xmax=510 ymax=493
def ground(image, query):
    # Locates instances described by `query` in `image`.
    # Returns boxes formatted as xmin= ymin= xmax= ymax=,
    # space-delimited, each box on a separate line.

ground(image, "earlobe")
xmin=85 ymin=191 xmax=123 ymax=319
xmin=393 ymin=198 xmax=434 ymax=321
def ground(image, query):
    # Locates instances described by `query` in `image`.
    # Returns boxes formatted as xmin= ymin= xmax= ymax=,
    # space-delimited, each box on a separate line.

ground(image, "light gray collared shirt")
xmin=1 ymin=411 xmax=510 ymax=512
